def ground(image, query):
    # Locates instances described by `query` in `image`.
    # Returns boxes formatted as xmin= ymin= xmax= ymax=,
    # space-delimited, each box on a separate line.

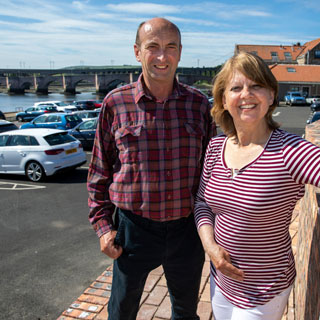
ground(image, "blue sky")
xmin=0 ymin=0 xmax=319 ymax=69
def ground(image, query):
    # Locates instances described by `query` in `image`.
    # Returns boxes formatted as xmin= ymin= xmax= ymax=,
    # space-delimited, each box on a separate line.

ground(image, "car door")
xmin=31 ymin=115 xmax=48 ymax=128
xmin=0 ymin=135 xmax=10 ymax=171
xmin=0 ymin=135 xmax=31 ymax=172
xmin=45 ymin=115 xmax=62 ymax=129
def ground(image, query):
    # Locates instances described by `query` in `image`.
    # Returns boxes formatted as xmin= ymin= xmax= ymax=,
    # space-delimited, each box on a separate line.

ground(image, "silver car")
xmin=0 ymin=128 xmax=86 ymax=182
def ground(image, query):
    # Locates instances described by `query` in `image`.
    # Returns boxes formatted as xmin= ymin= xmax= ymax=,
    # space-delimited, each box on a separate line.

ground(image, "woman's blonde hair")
xmin=212 ymin=52 xmax=279 ymax=138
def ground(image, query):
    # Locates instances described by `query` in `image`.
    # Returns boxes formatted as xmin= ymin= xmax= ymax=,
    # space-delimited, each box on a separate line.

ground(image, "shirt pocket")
xmin=182 ymin=121 xmax=205 ymax=161
xmin=113 ymin=123 xmax=146 ymax=163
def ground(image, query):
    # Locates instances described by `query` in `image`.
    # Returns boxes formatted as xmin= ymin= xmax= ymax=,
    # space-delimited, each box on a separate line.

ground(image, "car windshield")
xmin=292 ymin=93 xmax=301 ymax=97
xmin=44 ymin=132 xmax=77 ymax=146
xmin=56 ymin=102 xmax=69 ymax=106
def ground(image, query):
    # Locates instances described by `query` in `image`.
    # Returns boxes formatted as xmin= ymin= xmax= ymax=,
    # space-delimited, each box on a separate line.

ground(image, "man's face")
xmin=134 ymin=21 xmax=182 ymax=85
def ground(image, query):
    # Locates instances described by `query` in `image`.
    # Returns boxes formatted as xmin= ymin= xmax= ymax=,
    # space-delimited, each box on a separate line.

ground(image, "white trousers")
xmin=210 ymin=276 xmax=292 ymax=320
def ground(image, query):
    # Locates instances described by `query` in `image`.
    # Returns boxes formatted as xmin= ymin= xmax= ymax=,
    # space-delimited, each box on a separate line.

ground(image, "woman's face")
xmin=223 ymin=70 xmax=274 ymax=128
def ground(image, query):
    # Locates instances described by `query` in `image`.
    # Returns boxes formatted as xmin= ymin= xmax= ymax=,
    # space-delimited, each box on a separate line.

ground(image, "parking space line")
xmin=0 ymin=181 xmax=46 ymax=190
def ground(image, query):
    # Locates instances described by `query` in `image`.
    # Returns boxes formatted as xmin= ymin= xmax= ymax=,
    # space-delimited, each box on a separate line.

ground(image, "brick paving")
xmin=58 ymin=203 xmax=300 ymax=320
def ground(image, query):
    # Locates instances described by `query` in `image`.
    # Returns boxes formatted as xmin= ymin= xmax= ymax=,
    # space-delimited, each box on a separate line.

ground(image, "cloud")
xmin=106 ymin=2 xmax=180 ymax=14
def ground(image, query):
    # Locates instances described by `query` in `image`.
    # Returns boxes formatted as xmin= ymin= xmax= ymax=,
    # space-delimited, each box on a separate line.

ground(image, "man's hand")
xmin=99 ymin=231 xmax=123 ymax=259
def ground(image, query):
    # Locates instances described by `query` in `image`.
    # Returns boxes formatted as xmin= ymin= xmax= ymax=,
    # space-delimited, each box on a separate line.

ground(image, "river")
xmin=0 ymin=91 xmax=106 ymax=113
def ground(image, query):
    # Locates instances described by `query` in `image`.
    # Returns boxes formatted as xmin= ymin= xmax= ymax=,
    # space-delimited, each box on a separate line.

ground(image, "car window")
xmin=34 ymin=115 xmax=47 ymax=124
xmin=79 ymin=120 xmax=96 ymax=130
xmin=0 ymin=135 xmax=9 ymax=146
xmin=8 ymin=135 xmax=38 ymax=146
xmin=44 ymin=132 xmax=77 ymax=145
xmin=46 ymin=115 xmax=60 ymax=122
xmin=65 ymin=115 xmax=81 ymax=122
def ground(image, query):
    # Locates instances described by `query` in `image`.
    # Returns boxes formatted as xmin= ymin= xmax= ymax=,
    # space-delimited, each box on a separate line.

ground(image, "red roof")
xmin=298 ymin=38 xmax=320 ymax=57
xmin=269 ymin=64 xmax=320 ymax=83
xmin=235 ymin=44 xmax=303 ymax=61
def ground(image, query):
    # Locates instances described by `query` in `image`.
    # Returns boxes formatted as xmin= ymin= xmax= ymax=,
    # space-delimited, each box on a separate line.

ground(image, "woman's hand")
xmin=198 ymin=224 xmax=244 ymax=281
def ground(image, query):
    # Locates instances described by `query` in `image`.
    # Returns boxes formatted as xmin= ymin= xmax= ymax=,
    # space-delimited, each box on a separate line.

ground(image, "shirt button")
xmin=167 ymin=194 xmax=172 ymax=200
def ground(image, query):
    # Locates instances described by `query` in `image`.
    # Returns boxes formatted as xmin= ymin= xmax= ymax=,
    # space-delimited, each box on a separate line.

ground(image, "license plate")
xmin=65 ymin=148 xmax=77 ymax=155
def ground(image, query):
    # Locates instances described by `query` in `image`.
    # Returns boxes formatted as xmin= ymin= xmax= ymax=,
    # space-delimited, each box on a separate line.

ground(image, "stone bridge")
xmin=0 ymin=67 xmax=217 ymax=94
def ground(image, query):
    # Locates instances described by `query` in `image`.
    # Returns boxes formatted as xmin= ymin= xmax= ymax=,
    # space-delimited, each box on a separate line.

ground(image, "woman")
xmin=194 ymin=52 xmax=320 ymax=320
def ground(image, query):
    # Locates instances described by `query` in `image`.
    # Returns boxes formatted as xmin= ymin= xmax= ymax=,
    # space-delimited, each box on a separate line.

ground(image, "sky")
xmin=0 ymin=0 xmax=319 ymax=69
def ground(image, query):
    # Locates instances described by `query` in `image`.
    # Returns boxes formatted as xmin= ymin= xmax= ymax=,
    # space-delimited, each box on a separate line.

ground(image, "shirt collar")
xmin=134 ymin=73 xmax=187 ymax=104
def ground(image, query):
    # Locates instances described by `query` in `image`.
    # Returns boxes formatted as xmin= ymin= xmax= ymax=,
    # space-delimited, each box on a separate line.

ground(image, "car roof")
xmin=0 ymin=120 xmax=15 ymax=126
xmin=0 ymin=128 xmax=66 ymax=136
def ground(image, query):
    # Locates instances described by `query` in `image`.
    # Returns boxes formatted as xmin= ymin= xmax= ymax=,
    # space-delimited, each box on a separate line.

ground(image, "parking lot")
xmin=0 ymin=105 xmax=313 ymax=319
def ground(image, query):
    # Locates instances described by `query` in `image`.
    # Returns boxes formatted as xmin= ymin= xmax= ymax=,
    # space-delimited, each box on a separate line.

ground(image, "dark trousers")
xmin=108 ymin=208 xmax=205 ymax=320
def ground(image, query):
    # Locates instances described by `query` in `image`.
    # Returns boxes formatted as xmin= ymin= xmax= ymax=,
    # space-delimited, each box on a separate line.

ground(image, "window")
xmin=271 ymin=52 xmax=279 ymax=62
xmin=287 ymin=67 xmax=296 ymax=72
xmin=314 ymin=50 xmax=320 ymax=59
xmin=0 ymin=135 xmax=9 ymax=146
xmin=284 ymin=52 xmax=292 ymax=61
xmin=44 ymin=132 xmax=76 ymax=146
xmin=34 ymin=115 xmax=46 ymax=124
xmin=250 ymin=51 xmax=258 ymax=55
xmin=46 ymin=115 xmax=60 ymax=123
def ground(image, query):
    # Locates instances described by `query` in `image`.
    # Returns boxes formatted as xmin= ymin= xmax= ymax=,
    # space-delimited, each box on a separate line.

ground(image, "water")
xmin=0 ymin=91 xmax=106 ymax=113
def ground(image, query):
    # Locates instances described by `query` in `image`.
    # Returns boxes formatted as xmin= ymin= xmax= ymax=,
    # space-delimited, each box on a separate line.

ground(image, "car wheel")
xmin=17 ymin=116 xmax=23 ymax=122
xmin=25 ymin=161 xmax=46 ymax=182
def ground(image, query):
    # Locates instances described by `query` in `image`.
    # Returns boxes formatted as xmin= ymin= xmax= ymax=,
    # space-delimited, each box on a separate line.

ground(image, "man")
xmin=88 ymin=17 xmax=216 ymax=319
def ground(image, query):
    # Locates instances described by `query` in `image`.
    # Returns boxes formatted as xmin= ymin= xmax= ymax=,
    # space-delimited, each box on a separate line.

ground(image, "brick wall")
xmin=295 ymin=121 xmax=320 ymax=320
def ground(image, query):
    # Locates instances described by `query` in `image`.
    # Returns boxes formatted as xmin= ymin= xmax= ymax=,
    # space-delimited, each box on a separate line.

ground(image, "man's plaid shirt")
xmin=88 ymin=75 xmax=216 ymax=237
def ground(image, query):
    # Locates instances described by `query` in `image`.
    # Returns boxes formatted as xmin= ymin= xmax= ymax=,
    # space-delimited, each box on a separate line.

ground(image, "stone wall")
xmin=295 ymin=121 xmax=320 ymax=320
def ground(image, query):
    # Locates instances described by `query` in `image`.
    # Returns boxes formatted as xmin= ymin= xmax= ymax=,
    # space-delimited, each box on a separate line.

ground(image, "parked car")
xmin=306 ymin=111 xmax=320 ymax=125
xmin=306 ymin=95 xmax=320 ymax=105
xmin=0 ymin=120 xmax=18 ymax=133
xmin=20 ymin=113 xmax=82 ymax=130
xmin=310 ymin=102 xmax=320 ymax=113
xmin=72 ymin=110 xmax=100 ymax=121
xmin=0 ymin=110 xmax=6 ymax=120
xmin=69 ymin=118 xmax=97 ymax=150
xmin=16 ymin=106 xmax=58 ymax=122
xmin=72 ymin=100 xmax=97 ymax=110
xmin=284 ymin=92 xmax=306 ymax=106
xmin=0 ymin=128 xmax=86 ymax=182
xmin=34 ymin=101 xmax=77 ymax=113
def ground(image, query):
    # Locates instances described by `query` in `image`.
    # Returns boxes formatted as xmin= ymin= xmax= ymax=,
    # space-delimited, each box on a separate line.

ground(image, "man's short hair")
xmin=135 ymin=18 xmax=181 ymax=47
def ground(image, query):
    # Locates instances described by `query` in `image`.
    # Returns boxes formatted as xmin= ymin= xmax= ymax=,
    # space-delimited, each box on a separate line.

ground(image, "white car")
xmin=34 ymin=101 xmax=77 ymax=113
xmin=0 ymin=128 xmax=86 ymax=182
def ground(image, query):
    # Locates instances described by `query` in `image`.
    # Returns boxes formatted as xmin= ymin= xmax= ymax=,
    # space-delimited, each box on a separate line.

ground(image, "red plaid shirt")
xmin=88 ymin=75 xmax=216 ymax=237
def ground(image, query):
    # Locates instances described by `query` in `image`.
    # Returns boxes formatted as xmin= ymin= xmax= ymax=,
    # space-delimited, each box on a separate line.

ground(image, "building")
xmin=235 ymin=38 xmax=320 ymax=65
xmin=269 ymin=64 xmax=320 ymax=99
xmin=235 ymin=38 xmax=320 ymax=99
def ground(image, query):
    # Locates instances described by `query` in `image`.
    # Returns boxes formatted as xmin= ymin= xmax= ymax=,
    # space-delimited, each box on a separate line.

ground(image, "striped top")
xmin=88 ymin=74 xmax=215 ymax=237
xmin=194 ymin=129 xmax=320 ymax=308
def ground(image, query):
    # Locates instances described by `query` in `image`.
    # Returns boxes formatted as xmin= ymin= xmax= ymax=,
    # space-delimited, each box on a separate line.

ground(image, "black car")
xmin=0 ymin=120 xmax=18 ymax=133
xmin=306 ymin=111 xmax=320 ymax=124
xmin=73 ymin=100 xmax=97 ymax=110
xmin=0 ymin=110 xmax=6 ymax=120
xmin=69 ymin=118 xmax=97 ymax=150
xmin=310 ymin=102 xmax=320 ymax=113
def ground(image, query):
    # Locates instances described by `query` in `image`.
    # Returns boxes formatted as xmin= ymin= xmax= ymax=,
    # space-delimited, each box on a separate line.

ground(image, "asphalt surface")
xmin=0 ymin=105 xmax=312 ymax=320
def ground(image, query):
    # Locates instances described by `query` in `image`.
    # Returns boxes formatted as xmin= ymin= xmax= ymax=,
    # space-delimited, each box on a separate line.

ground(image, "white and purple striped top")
xmin=194 ymin=128 xmax=320 ymax=308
